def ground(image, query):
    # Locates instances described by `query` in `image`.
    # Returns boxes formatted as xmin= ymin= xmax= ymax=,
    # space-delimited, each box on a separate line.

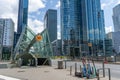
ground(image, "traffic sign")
xmin=36 ymin=35 xmax=42 ymax=41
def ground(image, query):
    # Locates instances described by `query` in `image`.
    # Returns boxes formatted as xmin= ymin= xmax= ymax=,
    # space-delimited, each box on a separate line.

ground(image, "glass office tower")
xmin=113 ymin=4 xmax=120 ymax=32
xmin=60 ymin=0 xmax=105 ymax=57
xmin=44 ymin=9 xmax=57 ymax=43
xmin=17 ymin=0 xmax=29 ymax=35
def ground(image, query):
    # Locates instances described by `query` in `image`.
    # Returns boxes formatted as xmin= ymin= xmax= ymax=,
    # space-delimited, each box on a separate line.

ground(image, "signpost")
xmin=88 ymin=43 xmax=92 ymax=47
xmin=88 ymin=43 xmax=93 ymax=56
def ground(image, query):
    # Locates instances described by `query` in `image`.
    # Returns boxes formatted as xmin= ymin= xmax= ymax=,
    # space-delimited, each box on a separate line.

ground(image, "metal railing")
xmin=97 ymin=68 xmax=111 ymax=80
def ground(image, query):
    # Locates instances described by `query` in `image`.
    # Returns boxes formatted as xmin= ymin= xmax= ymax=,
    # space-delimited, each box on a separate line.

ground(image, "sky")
xmin=0 ymin=0 xmax=120 ymax=39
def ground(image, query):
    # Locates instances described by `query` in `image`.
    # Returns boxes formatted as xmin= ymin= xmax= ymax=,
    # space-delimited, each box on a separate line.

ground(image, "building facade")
xmin=0 ymin=19 xmax=14 ymax=60
xmin=13 ymin=32 xmax=18 ymax=49
xmin=107 ymin=31 xmax=120 ymax=54
xmin=44 ymin=9 xmax=57 ymax=42
xmin=17 ymin=0 xmax=29 ymax=35
xmin=0 ymin=19 xmax=4 ymax=60
xmin=52 ymin=39 xmax=62 ymax=56
xmin=60 ymin=0 xmax=105 ymax=57
xmin=113 ymin=4 xmax=120 ymax=32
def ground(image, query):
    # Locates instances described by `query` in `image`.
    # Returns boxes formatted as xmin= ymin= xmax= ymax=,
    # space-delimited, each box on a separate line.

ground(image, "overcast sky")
xmin=0 ymin=0 xmax=120 ymax=39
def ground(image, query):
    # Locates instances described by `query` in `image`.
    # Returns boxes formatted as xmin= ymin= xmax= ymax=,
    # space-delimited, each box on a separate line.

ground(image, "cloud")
xmin=105 ymin=26 xmax=114 ymax=33
xmin=0 ymin=0 xmax=18 ymax=31
xmin=101 ymin=0 xmax=114 ymax=9
xmin=29 ymin=0 xmax=46 ymax=12
xmin=55 ymin=1 xmax=60 ymax=8
xmin=101 ymin=3 xmax=107 ymax=9
xmin=0 ymin=0 xmax=46 ymax=32
xmin=116 ymin=0 xmax=120 ymax=5
xmin=28 ymin=18 xmax=44 ymax=34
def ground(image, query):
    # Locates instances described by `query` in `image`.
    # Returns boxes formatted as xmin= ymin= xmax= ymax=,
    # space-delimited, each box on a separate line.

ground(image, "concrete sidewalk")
xmin=0 ymin=66 xmax=118 ymax=80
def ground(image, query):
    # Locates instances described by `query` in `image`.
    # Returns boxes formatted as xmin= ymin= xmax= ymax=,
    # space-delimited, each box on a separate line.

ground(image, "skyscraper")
xmin=0 ymin=19 xmax=4 ymax=60
xmin=44 ymin=9 xmax=57 ymax=42
xmin=60 ymin=0 xmax=105 ymax=57
xmin=0 ymin=19 xmax=14 ymax=60
xmin=17 ymin=0 xmax=29 ymax=34
xmin=13 ymin=32 xmax=18 ymax=49
xmin=113 ymin=4 xmax=120 ymax=32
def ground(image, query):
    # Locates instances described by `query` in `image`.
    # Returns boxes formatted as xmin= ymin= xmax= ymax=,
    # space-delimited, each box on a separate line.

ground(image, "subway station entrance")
xmin=14 ymin=27 xmax=53 ymax=66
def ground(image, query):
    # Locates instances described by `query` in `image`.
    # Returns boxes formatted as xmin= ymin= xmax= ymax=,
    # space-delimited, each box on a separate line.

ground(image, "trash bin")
xmin=58 ymin=61 xmax=63 ymax=69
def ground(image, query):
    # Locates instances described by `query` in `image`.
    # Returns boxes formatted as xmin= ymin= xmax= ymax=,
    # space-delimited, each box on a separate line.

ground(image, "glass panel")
xmin=14 ymin=27 xmax=53 ymax=59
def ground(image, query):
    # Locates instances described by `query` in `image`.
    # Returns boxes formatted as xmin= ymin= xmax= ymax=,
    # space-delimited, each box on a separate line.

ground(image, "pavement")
xmin=0 ymin=62 xmax=120 ymax=80
xmin=0 ymin=65 xmax=119 ymax=80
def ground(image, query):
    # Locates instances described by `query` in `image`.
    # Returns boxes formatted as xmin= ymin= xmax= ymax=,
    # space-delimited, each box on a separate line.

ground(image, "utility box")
xmin=58 ymin=61 xmax=63 ymax=69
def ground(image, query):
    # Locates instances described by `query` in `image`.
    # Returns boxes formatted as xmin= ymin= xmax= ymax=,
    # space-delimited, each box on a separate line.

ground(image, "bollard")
xmin=97 ymin=70 xmax=100 ymax=80
xmin=70 ymin=66 xmax=72 ymax=75
xmin=35 ymin=58 xmax=38 ymax=67
xmin=75 ymin=63 xmax=77 ymax=73
xmin=58 ymin=61 xmax=63 ymax=69
xmin=102 ymin=61 xmax=105 ymax=77
xmin=65 ymin=60 xmax=66 ymax=69
xmin=80 ymin=65 xmax=82 ymax=72
xmin=108 ymin=68 xmax=111 ymax=80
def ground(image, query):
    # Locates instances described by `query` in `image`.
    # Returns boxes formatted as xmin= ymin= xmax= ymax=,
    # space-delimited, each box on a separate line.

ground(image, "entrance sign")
xmin=36 ymin=35 xmax=42 ymax=41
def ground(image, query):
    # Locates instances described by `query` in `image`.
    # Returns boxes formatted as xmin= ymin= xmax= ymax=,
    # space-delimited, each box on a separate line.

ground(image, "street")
xmin=52 ymin=59 xmax=120 ymax=79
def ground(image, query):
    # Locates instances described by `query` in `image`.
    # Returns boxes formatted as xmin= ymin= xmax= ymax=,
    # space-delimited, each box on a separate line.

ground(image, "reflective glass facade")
xmin=44 ymin=9 xmax=57 ymax=43
xmin=0 ymin=19 xmax=4 ymax=60
xmin=17 ymin=0 xmax=28 ymax=35
xmin=61 ymin=0 xmax=105 ymax=57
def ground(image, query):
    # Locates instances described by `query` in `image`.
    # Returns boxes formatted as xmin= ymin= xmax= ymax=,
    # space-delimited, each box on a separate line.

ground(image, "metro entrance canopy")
xmin=14 ymin=26 xmax=53 ymax=61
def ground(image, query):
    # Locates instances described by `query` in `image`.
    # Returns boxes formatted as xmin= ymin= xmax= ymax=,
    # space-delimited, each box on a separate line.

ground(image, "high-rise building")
xmin=60 ymin=0 xmax=105 ymax=57
xmin=0 ymin=19 xmax=14 ymax=60
xmin=0 ymin=19 xmax=4 ymax=60
xmin=113 ymin=4 xmax=120 ymax=32
xmin=107 ymin=31 xmax=120 ymax=54
xmin=44 ymin=9 xmax=57 ymax=42
xmin=17 ymin=0 xmax=29 ymax=35
xmin=15 ymin=0 xmax=29 ymax=51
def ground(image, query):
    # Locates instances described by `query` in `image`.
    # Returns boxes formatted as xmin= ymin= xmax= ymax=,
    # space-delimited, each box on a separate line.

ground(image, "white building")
xmin=0 ymin=19 xmax=14 ymax=60
xmin=3 ymin=19 xmax=14 ymax=46
xmin=113 ymin=4 xmax=120 ymax=32
xmin=107 ymin=31 xmax=120 ymax=54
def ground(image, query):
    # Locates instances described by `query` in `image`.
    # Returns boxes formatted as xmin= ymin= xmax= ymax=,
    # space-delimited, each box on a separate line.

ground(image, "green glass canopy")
xmin=14 ymin=27 xmax=53 ymax=60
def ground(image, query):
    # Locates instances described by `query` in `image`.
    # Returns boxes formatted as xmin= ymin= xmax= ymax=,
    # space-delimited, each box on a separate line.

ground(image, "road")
xmin=52 ymin=60 xmax=120 ymax=79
